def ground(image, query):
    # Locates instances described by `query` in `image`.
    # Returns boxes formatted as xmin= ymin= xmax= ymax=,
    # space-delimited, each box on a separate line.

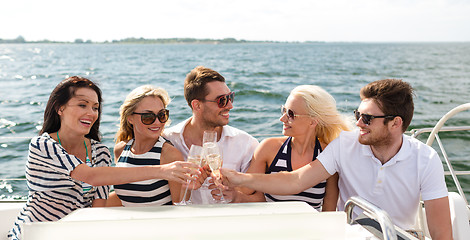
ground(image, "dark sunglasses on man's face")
xmin=354 ymin=109 xmax=396 ymax=125
xmin=132 ymin=109 xmax=169 ymax=125
xmin=204 ymin=92 xmax=235 ymax=108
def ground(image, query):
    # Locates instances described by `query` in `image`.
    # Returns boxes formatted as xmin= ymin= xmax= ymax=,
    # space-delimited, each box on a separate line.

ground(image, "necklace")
xmin=57 ymin=132 xmax=93 ymax=194
xmin=56 ymin=132 xmax=89 ymax=162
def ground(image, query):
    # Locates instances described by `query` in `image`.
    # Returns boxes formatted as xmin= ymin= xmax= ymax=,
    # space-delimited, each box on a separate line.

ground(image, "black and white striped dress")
xmin=265 ymin=137 xmax=326 ymax=210
xmin=114 ymin=136 xmax=172 ymax=206
xmin=8 ymin=133 xmax=111 ymax=240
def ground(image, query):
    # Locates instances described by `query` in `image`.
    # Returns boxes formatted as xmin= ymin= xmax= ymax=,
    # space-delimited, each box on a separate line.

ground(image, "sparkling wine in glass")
xmin=174 ymin=145 xmax=203 ymax=205
xmin=203 ymin=142 xmax=226 ymax=203
xmin=201 ymin=130 xmax=217 ymax=188
xmin=206 ymin=152 xmax=222 ymax=177
xmin=203 ymin=130 xmax=217 ymax=145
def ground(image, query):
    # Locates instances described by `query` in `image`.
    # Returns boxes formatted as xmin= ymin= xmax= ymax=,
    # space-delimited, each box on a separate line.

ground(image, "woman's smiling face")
xmin=58 ymin=87 xmax=99 ymax=136
xmin=128 ymin=96 xmax=166 ymax=139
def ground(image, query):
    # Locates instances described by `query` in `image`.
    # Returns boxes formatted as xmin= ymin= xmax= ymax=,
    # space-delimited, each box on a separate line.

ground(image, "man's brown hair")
xmin=360 ymin=79 xmax=414 ymax=132
xmin=184 ymin=66 xmax=225 ymax=109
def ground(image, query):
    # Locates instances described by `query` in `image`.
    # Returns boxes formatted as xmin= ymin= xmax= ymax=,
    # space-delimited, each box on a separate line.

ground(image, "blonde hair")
xmin=115 ymin=85 xmax=171 ymax=143
xmin=290 ymin=85 xmax=352 ymax=144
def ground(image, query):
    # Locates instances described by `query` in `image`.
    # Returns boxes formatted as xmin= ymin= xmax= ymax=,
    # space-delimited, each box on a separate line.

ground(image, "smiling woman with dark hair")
xmin=8 ymin=77 xmax=199 ymax=240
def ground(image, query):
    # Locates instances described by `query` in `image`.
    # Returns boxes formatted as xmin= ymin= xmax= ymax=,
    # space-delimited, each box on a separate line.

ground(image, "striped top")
xmin=8 ymin=133 xmax=111 ymax=240
xmin=265 ymin=137 xmax=326 ymax=210
xmin=114 ymin=136 xmax=172 ymax=206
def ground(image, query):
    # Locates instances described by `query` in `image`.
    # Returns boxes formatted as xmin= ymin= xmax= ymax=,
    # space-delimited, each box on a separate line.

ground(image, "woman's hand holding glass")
xmin=160 ymin=160 xmax=200 ymax=184
xmin=218 ymin=168 xmax=244 ymax=188
xmin=208 ymin=178 xmax=234 ymax=202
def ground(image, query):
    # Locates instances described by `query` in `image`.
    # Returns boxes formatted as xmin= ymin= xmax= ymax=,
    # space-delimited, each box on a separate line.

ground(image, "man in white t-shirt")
xmin=221 ymin=79 xmax=452 ymax=240
xmin=163 ymin=66 xmax=259 ymax=204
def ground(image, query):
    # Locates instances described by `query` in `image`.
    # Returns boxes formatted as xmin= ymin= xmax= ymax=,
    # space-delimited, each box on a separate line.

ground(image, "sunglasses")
xmin=204 ymin=92 xmax=235 ymax=108
xmin=132 ymin=109 xmax=169 ymax=125
xmin=354 ymin=110 xmax=396 ymax=125
xmin=281 ymin=105 xmax=310 ymax=121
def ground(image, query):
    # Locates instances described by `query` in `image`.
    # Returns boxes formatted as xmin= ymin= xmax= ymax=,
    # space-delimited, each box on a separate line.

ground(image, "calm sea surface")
xmin=1 ymin=43 xmax=470 ymax=200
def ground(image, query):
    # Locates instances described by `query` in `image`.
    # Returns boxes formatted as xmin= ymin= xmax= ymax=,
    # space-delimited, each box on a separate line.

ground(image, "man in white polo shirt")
xmin=164 ymin=66 xmax=259 ymax=204
xmin=221 ymin=79 xmax=452 ymax=240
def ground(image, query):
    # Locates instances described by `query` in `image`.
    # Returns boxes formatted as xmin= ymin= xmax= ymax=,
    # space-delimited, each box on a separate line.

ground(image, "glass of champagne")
xmin=203 ymin=130 xmax=217 ymax=145
xmin=201 ymin=130 xmax=217 ymax=188
xmin=174 ymin=144 xmax=203 ymax=205
xmin=204 ymin=142 xmax=226 ymax=203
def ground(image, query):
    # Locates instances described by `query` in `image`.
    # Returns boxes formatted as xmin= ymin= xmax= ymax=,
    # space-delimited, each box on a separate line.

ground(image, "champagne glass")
xmin=203 ymin=130 xmax=217 ymax=145
xmin=201 ymin=130 xmax=217 ymax=189
xmin=174 ymin=144 xmax=203 ymax=205
xmin=204 ymin=142 xmax=226 ymax=203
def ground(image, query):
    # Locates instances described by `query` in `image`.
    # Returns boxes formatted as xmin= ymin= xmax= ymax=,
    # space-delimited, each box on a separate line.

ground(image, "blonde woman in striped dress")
xmin=106 ymin=85 xmax=188 ymax=206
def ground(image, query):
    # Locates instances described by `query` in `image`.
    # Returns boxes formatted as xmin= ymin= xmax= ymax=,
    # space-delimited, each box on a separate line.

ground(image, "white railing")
xmin=344 ymin=196 xmax=398 ymax=240
xmin=409 ymin=103 xmax=470 ymax=207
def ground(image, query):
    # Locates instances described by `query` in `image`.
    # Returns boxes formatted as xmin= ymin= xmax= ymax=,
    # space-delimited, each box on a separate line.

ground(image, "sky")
xmin=1 ymin=0 xmax=469 ymax=42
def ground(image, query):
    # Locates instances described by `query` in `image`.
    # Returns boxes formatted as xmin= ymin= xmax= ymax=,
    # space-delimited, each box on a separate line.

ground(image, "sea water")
xmin=1 ymin=42 xmax=470 ymax=200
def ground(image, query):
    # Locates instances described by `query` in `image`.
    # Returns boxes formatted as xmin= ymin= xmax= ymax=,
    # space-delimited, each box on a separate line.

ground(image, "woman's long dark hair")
xmin=40 ymin=76 xmax=103 ymax=141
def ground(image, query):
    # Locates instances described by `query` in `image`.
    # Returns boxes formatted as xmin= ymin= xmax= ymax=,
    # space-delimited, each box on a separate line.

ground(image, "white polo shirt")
xmin=318 ymin=130 xmax=448 ymax=230
xmin=163 ymin=117 xmax=259 ymax=203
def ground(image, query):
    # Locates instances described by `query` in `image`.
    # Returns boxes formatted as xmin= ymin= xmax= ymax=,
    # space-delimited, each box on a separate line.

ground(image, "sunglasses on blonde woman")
xmin=203 ymin=92 xmax=235 ymax=108
xmin=132 ymin=109 xmax=169 ymax=125
xmin=281 ymin=105 xmax=310 ymax=121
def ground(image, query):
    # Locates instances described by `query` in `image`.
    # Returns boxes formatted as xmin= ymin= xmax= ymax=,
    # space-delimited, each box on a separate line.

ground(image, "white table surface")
xmin=22 ymin=202 xmax=376 ymax=240
xmin=61 ymin=201 xmax=317 ymax=221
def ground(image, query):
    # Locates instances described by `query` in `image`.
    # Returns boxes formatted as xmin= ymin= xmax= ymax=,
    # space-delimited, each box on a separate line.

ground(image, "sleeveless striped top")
xmin=265 ymin=137 xmax=326 ymax=210
xmin=114 ymin=136 xmax=172 ymax=206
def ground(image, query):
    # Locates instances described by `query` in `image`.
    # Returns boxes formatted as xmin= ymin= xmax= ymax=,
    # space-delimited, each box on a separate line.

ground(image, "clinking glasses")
xmin=132 ymin=109 xmax=169 ymax=125
xmin=204 ymin=92 xmax=235 ymax=108
xmin=281 ymin=105 xmax=310 ymax=121
xmin=354 ymin=110 xmax=397 ymax=125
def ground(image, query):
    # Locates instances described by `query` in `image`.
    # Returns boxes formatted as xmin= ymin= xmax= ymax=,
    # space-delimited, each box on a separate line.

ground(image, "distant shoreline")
xmin=0 ymin=36 xmax=325 ymax=44
xmin=1 ymin=37 xmax=467 ymax=45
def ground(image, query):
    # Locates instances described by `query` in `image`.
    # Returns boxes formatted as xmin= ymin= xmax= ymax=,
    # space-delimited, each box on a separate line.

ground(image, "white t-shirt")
xmin=163 ymin=118 xmax=259 ymax=203
xmin=318 ymin=130 xmax=448 ymax=230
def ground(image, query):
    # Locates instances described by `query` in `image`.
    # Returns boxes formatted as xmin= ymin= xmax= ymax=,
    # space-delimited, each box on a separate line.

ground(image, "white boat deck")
xmin=10 ymin=202 xmax=377 ymax=240
xmin=0 ymin=202 xmax=25 ymax=240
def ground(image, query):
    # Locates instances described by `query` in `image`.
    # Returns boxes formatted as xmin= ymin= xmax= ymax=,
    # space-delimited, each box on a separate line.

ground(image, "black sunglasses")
xmin=204 ymin=92 xmax=235 ymax=108
xmin=281 ymin=105 xmax=310 ymax=121
xmin=132 ymin=109 xmax=169 ymax=125
xmin=354 ymin=110 xmax=396 ymax=125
